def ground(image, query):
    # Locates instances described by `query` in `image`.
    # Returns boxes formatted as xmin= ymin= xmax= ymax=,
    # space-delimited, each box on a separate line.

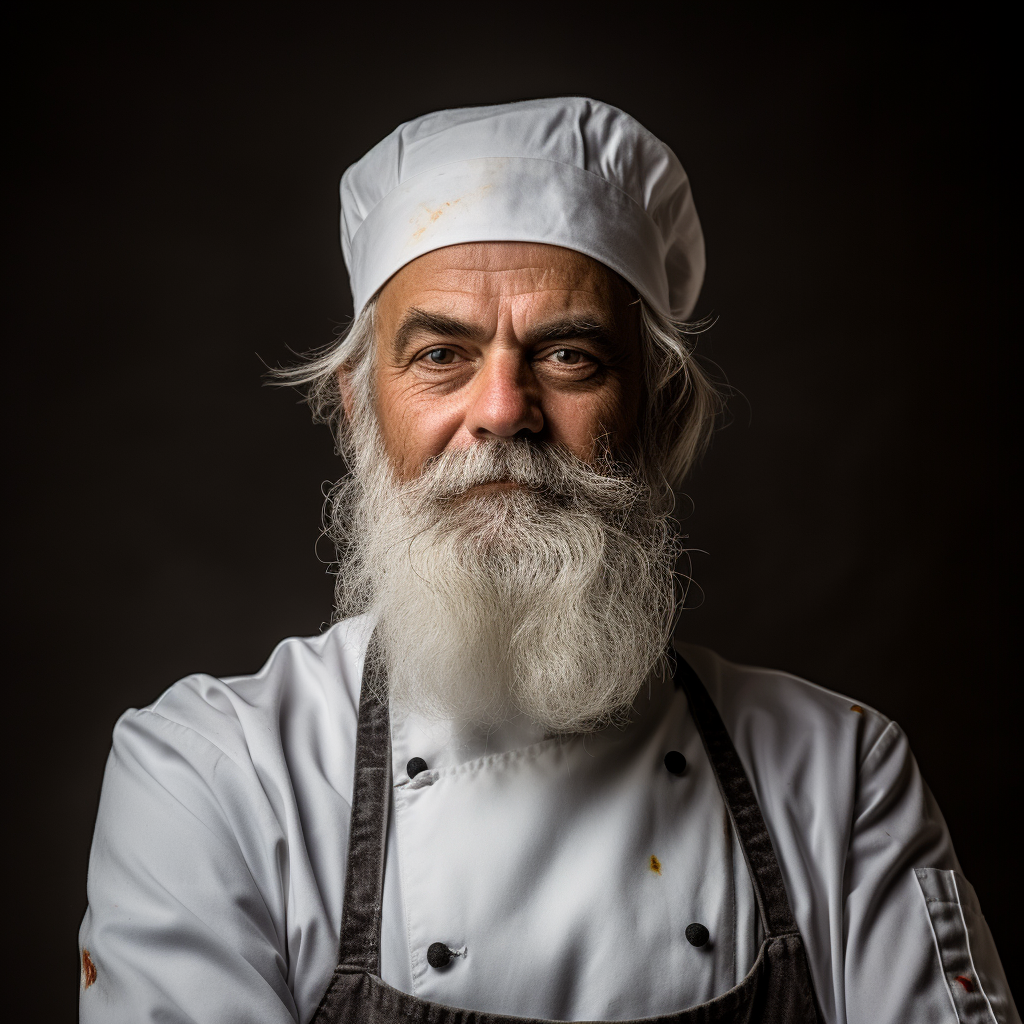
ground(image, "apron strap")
xmin=336 ymin=646 xmax=391 ymax=974
xmin=674 ymin=654 xmax=800 ymax=940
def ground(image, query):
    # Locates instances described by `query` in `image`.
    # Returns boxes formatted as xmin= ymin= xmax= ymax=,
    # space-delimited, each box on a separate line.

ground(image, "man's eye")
xmin=425 ymin=348 xmax=456 ymax=365
xmin=551 ymin=349 xmax=585 ymax=365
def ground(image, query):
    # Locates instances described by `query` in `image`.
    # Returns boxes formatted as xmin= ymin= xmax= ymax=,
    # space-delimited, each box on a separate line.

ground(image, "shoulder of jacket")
xmin=671 ymin=639 xmax=894 ymax=770
xmin=114 ymin=616 xmax=372 ymax=762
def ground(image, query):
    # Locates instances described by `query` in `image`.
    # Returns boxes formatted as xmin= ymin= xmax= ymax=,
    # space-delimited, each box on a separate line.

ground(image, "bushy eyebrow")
xmin=390 ymin=307 xmax=617 ymax=359
xmin=391 ymin=309 xmax=482 ymax=358
xmin=524 ymin=315 xmax=612 ymax=346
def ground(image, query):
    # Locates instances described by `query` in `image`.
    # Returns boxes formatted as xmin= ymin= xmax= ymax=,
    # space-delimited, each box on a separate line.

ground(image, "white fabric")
xmin=79 ymin=617 xmax=1018 ymax=1023
xmin=340 ymin=98 xmax=705 ymax=319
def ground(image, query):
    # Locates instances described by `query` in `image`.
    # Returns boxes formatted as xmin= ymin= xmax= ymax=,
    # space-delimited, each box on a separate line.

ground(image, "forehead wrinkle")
xmin=390 ymin=283 xmax=614 ymax=328
xmin=381 ymin=253 xmax=632 ymax=358
xmin=409 ymin=280 xmax=614 ymax=302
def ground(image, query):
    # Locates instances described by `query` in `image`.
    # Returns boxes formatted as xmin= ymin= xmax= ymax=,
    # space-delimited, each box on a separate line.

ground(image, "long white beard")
xmin=332 ymin=425 xmax=681 ymax=734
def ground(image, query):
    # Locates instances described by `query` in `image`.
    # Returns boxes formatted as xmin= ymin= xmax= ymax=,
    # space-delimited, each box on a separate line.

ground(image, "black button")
xmin=664 ymin=751 xmax=687 ymax=775
xmin=407 ymin=757 xmax=429 ymax=778
xmin=685 ymin=923 xmax=710 ymax=947
xmin=427 ymin=942 xmax=454 ymax=968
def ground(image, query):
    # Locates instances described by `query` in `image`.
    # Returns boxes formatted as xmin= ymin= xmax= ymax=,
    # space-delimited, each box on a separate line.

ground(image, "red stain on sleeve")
xmin=81 ymin=949 xmax=97 ymax=989
xmin=955 ymin=975 xmax=975 ymax=993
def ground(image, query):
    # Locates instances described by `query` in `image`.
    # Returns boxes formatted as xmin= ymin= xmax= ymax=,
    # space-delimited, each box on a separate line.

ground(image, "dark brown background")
xmin=11 ymin=5 xmax=1018 ymax=1018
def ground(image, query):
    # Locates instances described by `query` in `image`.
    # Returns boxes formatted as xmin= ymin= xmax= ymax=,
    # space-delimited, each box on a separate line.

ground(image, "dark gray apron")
xmin=311 ymin=654 xmax=825 ymax=1023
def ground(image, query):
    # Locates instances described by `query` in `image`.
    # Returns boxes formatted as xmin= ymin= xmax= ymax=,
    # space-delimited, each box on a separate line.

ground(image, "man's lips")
xmin=429 ymin=479 xmax=537 ymax=503
xmin=463 ymin=479 xmax=525 ymax=495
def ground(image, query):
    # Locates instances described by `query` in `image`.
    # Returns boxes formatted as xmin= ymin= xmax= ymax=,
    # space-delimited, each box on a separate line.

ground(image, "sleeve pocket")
xmin=915 ymin=868 xmax=1019 ymax=1024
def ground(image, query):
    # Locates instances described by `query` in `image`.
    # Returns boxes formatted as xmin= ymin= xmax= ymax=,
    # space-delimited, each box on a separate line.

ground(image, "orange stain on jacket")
xmin=81 ymin=949 xmax=97 ymax=988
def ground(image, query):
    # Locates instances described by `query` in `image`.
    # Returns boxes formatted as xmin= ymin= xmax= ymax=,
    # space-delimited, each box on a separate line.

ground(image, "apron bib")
xmin=311 ymin=653 xmax=825 ymax=1023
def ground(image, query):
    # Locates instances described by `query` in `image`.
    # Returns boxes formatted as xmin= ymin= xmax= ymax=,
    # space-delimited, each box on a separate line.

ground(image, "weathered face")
xmin=367 ymin=241 xmax=643 ymax=481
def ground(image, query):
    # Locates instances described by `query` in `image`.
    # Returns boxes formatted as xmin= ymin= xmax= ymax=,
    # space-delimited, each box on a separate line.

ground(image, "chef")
xmin=79 ymin=98 xmax=1017 ymax=1024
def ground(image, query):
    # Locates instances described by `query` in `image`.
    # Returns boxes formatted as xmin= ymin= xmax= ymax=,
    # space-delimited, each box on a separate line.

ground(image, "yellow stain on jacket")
xmin=649 ymin=855 xmax=662 ymax=874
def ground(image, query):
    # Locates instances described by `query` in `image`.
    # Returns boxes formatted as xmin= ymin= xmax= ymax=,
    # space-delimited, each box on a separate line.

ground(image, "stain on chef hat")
xmin=340 ymin=97 xmax=705 ymax=320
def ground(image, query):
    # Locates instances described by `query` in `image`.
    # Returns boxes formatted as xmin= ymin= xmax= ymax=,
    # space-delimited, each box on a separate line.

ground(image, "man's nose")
xmin=464 ymin=351 xmax=544 ymax=439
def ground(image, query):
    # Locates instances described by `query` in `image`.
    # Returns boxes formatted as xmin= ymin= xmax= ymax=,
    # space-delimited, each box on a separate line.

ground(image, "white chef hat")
xmin=340 ymin=97 xmax=704 ymax=320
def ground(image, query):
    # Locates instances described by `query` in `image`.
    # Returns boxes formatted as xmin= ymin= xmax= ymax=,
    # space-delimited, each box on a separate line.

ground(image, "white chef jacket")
xmin=79 ymin=615 xmax=1017 ymax=1023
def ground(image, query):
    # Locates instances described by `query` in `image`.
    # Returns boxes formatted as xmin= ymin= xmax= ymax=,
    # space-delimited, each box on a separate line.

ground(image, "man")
xmin=79 ymin=98 xmax=1016 ymax=1023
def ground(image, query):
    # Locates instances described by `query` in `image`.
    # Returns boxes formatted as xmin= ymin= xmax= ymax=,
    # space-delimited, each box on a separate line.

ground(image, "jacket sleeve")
xmin=842 ymin=721 xmax=1018 ymax=1024
xmin=78 ymin=707 xmax=304 ymax=1024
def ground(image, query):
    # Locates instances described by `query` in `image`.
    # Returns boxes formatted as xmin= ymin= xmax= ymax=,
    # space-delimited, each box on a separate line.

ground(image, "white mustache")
xmin=407 ymin=439 xmax=642 ymax=509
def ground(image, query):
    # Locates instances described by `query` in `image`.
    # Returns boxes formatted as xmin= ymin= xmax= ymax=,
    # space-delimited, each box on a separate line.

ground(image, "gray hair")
xmin=276 ymin=292 xmax=723 ymax=498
